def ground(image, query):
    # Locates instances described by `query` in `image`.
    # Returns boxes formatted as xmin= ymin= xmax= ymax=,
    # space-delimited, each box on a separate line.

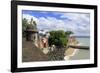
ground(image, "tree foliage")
xmin=48 ymin=30 xmax=73 ymax=48
xmin=22 ymin=18 xmax=28 ymax=37
xmin=48 ymin=30 xmax=67 ymax=48
xmin=22 ymin=18 xmax=28 ymax=31
xmin=65 ymin=31 xmax=73 ymax=36
xmin=22 ymin=18 xmax=37 ymax=37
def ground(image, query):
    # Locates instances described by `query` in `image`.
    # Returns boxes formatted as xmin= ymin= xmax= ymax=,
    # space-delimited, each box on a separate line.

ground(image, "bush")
xmin=48 ymin=30 xmax=67 ymax=48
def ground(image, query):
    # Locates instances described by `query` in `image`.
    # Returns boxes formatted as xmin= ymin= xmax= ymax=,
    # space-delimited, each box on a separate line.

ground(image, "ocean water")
xmin=70 ymin=37 xmax=90 ymax=60
xmin=76 ymin=37 xmax=90 ymax=46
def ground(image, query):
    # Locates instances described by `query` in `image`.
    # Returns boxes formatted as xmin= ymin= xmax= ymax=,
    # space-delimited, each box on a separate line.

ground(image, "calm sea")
xmin=70 ymin=37 xmax=90 ymax=60
xmin=76 ymin=37 xmax=90 ymax=46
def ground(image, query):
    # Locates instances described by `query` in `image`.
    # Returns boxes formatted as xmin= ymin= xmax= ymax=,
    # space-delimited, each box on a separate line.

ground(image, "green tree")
xmin=22 ymin=18 xmax=37 ymax=37
xmin=65 ymin=31 xmax=73 ymax=36
xmin=22 ymin=18 xmax=28 ymax=30
xmin=48 ymin=30 xmax=67 ymax=48
xmin=65 ymin=31 xmax=73 ymax=40
xmin=27 ymin=18 xmax=37 ymax=30
xmin=22 ymin=18 xmax=28 ymax=37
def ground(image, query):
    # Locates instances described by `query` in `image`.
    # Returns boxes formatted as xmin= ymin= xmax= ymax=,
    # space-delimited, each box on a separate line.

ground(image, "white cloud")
xmin=60 ymin=13 xmax=90 ymax=35
xmin=22 ymin=14 xmax=38 ymax=23
xmin=37 ymin=17 xmax=66 ymax=31
xmin=23 ymin=13 xmax=90 ymax=36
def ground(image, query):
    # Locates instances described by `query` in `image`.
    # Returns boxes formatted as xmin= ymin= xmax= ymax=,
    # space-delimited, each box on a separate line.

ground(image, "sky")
xmin=22 ymin=10 xmax=90 ymax=36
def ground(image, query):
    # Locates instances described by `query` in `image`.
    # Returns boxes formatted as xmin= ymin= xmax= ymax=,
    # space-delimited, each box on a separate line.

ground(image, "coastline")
xmin=64 ymin=37 xmax=81 ymax=60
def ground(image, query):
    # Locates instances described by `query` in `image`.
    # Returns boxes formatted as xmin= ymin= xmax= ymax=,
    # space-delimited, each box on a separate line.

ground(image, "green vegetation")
xmin=48 ymin=30 xmax=73 ymax=48
xmin=22 ymin=18 xmax=37 ymax=37
xmin=65 ymin=31 xmax=73 ymax=35
xmin=22 ymin=18 xmax=28 ymax=29
xmin=22 ymin=18 xmax=37 ymax=30
xmin=22 ymin=18 xmax=28 ymax=37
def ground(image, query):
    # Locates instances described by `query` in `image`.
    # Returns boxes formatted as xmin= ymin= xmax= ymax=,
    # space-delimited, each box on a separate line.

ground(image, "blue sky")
xmin=22 ymin=10 xmax=90 ymax=36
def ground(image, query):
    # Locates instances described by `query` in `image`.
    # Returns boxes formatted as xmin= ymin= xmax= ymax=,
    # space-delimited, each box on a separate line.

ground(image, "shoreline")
xmin=64 ymin=37 xmax=81 ymax=60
